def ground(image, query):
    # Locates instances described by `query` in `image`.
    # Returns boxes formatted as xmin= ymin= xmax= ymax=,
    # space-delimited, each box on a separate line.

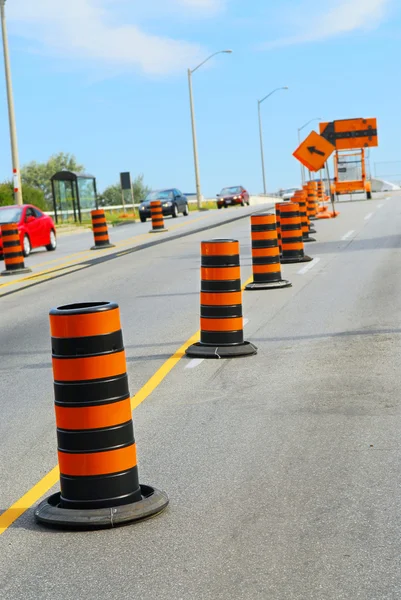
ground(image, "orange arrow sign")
xmin=293 ymin=130 xmax=336 ymax=172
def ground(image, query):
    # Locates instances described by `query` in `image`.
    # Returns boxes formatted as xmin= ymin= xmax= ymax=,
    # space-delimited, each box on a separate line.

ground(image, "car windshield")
xmin=221 ymin=187 xmax=242 ymax=195
xmin=145 ymin=190 xmax=173 ymax=201
xmin=282 ymin=188 xmax=297 ymax=195
xmin=0 ymin=207 xmax=22 ymax=224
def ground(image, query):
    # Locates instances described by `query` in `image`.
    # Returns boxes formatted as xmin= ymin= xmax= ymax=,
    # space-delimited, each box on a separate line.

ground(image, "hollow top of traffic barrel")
xmin=50 ymin=301 xmax=118 ymax=316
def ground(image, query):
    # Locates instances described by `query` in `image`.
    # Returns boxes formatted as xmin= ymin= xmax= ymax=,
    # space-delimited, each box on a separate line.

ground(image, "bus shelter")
xmin=50 ymin=171 xmax=98 ymax=224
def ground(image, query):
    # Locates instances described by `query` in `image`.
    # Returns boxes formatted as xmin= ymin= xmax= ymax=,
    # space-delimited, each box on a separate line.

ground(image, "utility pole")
xmin=0 ymin=0 xmax=23 ymax=205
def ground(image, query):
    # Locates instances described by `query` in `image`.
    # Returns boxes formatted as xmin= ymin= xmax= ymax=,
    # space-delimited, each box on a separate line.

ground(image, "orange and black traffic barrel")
xmin=275 ymin=203 xmax=282 ymax=255
xmin=1 ymin=223 xmax=31 ymax=276
xmin=35 ymin=301 xmax=168 ymax=529
xmin=186 ymin=239 xmax=257 ymax=358
xmin=307 ymin=181 xmax=318 ymax=220
xmin=291 ymin=191 xmax=316 ymax=243
xmin=279 ymin=202 xmax=312 ymax=264
xmin=303 ymin=184 xmax=317 ymax=234
xmin=90 ymin=209 xmax=115 ymax=250
xmin=245 ymin=213 xmax=291 ymax=290
xmin=149 ymin=200 xmax=167 ymax=233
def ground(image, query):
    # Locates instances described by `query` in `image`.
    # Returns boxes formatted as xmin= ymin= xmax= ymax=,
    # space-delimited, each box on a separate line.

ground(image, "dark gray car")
xmin=139 ymin=189 xmax=189 ymax=222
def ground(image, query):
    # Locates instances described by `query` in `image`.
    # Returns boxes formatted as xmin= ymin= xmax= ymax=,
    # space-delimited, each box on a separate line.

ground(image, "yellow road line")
xmin=0 ymin=467 xmax=59 ymax=535
xmin=0 ymin=273 xmax=251 ymax=536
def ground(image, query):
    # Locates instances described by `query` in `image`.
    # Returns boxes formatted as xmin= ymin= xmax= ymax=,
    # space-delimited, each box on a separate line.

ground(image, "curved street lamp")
xmin=297 ymin=117 xmax=322 ymax=185
xmin=188 ymin=50 xmax=233 ymax=210
xmin=258 ymin=87 xmax=288 ymax=195
xmin=0 ymin=0 xmax=22 ymax=205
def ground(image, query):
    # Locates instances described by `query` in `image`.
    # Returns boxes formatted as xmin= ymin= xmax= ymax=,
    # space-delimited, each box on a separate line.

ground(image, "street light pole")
xmin=188 ymin=50 xmax=232 ymax=211
xmin=258 ymin=87 xmax=288 ymax=196
xmin=0 ymin=0 xmax=23 ymax=205
xmin=297 ymin=117 xmax=322 ymax=187
xmin=258 ymin=101 xmax=267 ymax=196
xmin=188 ymin=68 xmax=202 ymax=211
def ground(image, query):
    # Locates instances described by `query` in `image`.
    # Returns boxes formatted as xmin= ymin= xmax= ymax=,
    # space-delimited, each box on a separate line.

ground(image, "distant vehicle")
xmin=279 ymin=188 xmax=298 ymax=201
xmin=0 ymin=204 xmax=56 ymax=258
xmin=139 ymin=189 xmax=189 ymax=223
xmin=216 ymin=186 xmax=250 ymax=209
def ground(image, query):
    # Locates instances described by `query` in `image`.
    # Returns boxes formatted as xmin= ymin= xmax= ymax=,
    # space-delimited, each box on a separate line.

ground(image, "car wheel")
xmin=224 ymin=204 xmax=228 ymax=209
xmin=172 ymin=204 xmax=178 ymax=218
xmin=22 ymin=235 xmax=31 ymax=257
xmin=140 ymin=215 xmax=147 ymax=223
xmin=183 ymin=204 xmax=189 ymax=216
xmin=241 ymin=199 xmax=245 ymax=207
xmin=217 ymin=205 xmax=222 ymax=209
xmin=46 ymin=230 xmax=57 ymax=251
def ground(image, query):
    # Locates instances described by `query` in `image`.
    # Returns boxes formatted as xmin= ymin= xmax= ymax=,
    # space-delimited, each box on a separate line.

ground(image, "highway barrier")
xmin=35 ymin=301 xmax=169 ymax=529
xmin=291 ymin=190 xmax=316 ymax=242
xmin=245 ymin=213 xmax=291 ymax=291
xmin=149 ymin=200 xmax=167 ymax=233
xmin=90 ymin=209 xmax=115 ymax=250
xmin=0 ymin=223 xmax=31 ymax=276
xmin=186 ymin=239 xmax=257 ymax=358
xmin=279 ymin=202 xmax=313 ymax=264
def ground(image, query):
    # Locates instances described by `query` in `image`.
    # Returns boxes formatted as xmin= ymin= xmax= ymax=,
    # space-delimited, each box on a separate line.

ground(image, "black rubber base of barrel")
xmin=149 ymin=228 xmax=168 ymax=234
xmin=34 ymin=485 xmax=169 ymax=530
xmin=245 ymin=279 xmax=292 ymax=291
xmin=303 ymin=237 xmax=316 ymax=243
xmin=1 ymin=267 xmax=32 ymax=276
xmin=309 ymin=227 xmax=317 ymax=234
xmin=90 ymin=243 xmax=115 ymax=250
xmin=185 ymin=341 xmax=257 ymax=359
xmin=281 ymin=255 xmax=313 ymax=264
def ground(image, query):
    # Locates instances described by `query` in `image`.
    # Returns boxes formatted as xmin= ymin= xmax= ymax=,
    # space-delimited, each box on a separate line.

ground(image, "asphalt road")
xmin=0 ymin=195 xmax=400 ymax=599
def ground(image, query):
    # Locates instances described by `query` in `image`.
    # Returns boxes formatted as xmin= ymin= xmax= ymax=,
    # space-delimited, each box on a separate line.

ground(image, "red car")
xmin=216 ymin=186 xmax=250 ymax=209
xmin=0 ymin=204 xmax=57 ymax=258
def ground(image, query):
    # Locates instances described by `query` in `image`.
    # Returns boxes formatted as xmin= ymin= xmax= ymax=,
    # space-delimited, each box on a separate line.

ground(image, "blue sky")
xmin=0 ymin=0 xmax=400 ymax=196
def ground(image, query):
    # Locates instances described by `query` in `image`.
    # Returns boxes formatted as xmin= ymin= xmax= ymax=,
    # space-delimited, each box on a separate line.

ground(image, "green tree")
xmin=0 ymin=181 xmax=47 ymax=210
xmin=99 ymin=174 xmax=151 ymax=206
xmin=21 ymin=152 xmax=84 ymax=209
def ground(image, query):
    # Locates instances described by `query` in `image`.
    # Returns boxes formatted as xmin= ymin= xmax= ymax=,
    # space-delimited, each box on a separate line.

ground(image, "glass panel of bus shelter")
xmin=56 ymin=180 xmax=77 ymax=222
xmin=77 ymin=177 xmax=97 ymax=212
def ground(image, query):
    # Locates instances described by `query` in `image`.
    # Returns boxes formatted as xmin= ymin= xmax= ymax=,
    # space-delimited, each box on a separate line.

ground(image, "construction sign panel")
xmin=293 ymin=131 xmax=336 ymax=172
xmin=319 ymin=118 xmax=378 ymax=150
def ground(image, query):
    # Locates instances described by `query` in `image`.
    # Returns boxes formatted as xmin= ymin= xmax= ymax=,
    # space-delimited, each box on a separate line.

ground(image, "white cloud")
xmin=6 ymin=0 xmax=209 ymax=75
xmin=264 ymin=0 xmax=392 ymax=48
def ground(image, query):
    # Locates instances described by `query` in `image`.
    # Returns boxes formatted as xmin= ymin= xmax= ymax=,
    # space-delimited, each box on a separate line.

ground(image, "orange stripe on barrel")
xmin=55 ymin=397 xmax=132 ymax=431
xmin=252 ymin=247 xmax=279 ymax=258
xmin=251 ymin=231 xmax=277 ymax=241
xmin=52 ymin=351 xmax=126 ymax=382
xmin=58 ymin=444 xmax=137 ymax=476
xmin=201 ymin=291 xmax=242 ymax=306
xmin=50 ymin=308 xmax=121 ymax=338
xmin=201 ymin=241 xmax=239 ymax=256
xmin=201 ymin=266 xmax=240 ymax=281
xmin=251 ymin=215 xmax=276 ymax=226
xmin=4 ymin=257 xmax=24 ymax=265
xmin=201 ymin=317 xmax=243 ymax=332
